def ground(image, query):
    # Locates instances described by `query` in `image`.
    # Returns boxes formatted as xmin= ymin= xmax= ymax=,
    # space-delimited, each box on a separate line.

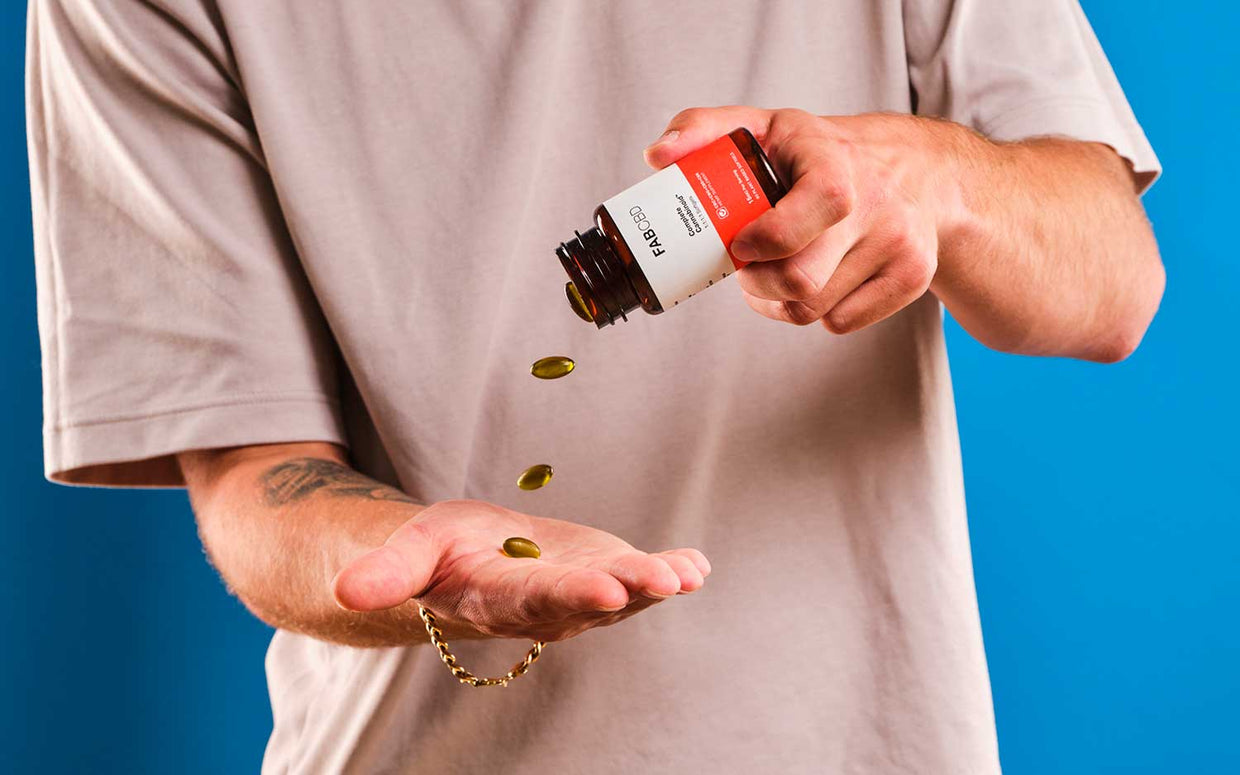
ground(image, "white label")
xmin=603 ymin=165 xmax=733 ymax=309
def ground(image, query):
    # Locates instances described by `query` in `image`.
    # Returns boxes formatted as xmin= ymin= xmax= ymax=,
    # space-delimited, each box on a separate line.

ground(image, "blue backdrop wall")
xmin=2 ymin=2 xmax=1235 ymax=772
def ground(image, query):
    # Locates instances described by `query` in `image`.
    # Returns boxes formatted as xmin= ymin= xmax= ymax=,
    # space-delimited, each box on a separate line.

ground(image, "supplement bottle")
xmin=557 ymin=128 xmax=786 ymax=327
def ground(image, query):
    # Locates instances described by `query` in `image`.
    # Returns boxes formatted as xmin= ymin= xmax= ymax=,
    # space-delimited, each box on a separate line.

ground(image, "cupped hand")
xmin=331 ymin=499 xmax=711 ymax=643
xmin=645 ymin=106 xmax=961 ymax=333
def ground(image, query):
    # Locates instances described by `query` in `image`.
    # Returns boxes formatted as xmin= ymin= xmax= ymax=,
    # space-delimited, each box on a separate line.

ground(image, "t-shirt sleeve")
xmin=904 ymin=0 xmax=1161 ymax=193
xmin=27 ymin=0 xmax=347 ymax=487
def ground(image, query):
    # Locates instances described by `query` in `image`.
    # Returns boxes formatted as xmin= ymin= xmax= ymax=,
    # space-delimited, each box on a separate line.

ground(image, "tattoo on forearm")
xmin=261 ymin=457 xmax=417 ymax=507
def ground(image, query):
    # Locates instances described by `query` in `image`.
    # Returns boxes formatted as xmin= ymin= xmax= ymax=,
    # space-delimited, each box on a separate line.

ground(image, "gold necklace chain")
xmin=417 ymin=604 xmax=546 ymax=687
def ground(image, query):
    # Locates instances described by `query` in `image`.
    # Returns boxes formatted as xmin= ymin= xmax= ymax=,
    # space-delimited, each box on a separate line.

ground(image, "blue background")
xmin=2 ymin=2 xmax=1236 ymax=772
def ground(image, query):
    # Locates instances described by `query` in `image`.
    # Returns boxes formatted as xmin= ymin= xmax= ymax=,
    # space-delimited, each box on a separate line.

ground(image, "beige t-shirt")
xmin=27 ymin=1 xmax=1159 ymax=772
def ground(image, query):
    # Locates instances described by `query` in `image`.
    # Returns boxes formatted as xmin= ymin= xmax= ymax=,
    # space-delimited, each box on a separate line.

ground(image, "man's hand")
xmin=334 ymin=499 xmax=709 ymax=643
xmin=644 ymin=107 xmax=1164 ymax=362
xmin=648 ymin=108 xmax=945 ymax=333
xmin=180 ymin=442 xmax=709 ymax=647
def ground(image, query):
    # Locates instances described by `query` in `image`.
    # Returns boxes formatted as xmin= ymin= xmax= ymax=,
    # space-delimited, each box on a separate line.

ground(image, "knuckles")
xmin=780 ymin=271 xmax=820 ymax=301
xmin=739 ymin=108 xmax=946 ymax=332
xmin=803 ymin=168 xmax=856 ymax=225
xmin=884 ymin=226 xmax=916 ymax=257
xmin=781 ymin=300 xmax=824 ymax=326
xmin=753 ymin=222 xmax=812 ymax=258
xmin=824 ymin=305 xmax=879 ymax=335
xmin=897 ymin=254 xmax=935 ymax=294
xmin=880 ymin=208 xmax=938 ymax=294
xmin=819 ymin=179 xmax=856 ymax=220
xmin=771 ymin=228 xmax=811 ymax=257
xmin=777 ymin=262 xmax=824 ymax=301
xmin=668 ymin=106 xmax=708 ymax=128
xmin=821 ymin=312 xmax=851 ymax=335
xmin=739 ymin=256 xmax=826 ymax=301
xmin=768 ymin=108 xmax=815 ymax=135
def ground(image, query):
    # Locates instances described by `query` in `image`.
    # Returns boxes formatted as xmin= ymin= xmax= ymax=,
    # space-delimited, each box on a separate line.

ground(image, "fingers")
xmin=730 ymin=155 xmax=855 ymax=262
xmin=470 ymin=554 xmax=676 ymax=641
xmin=662 ymin=547 xmax=711 ymax=576
xmin=542 ymin=548 xmax=710 ymax=616
xmin=508 ymin=563 xmax=630 ymax=619
xmin=547 ymin=567 xmax=631 ymax=613
xmin=742 ymin=226 xmax=936 ymax=329
xmin=735 ymin=227 xmax=853 ymax=302
xmin=604 ymin=552 xmax=683 ymax=600
xmin=447 ymin=563 xmax=620 ymax=636
xmin=643 ymin=105 xmax=774 ymax=170
xmin=822 ymin=251 xmax=935 ymax=333
xmin=491 ymin=551 xmax=686 ymax=627
xmin=739 ymin=235 xmax=881 ymax=325
xmin=442 ymin=546 xmax=712 ymax=644
xmin=544 ymin=549 xmax=712 ymax=640
xmin=646 ymin=108 xmax=855 ymax=263
xmin=810 ymin=235 xmax=892 ymax=314
xmin=332 ymin=520 xmax=438 ymax=612
xmin=654 ymin=548 xmax=714 ymax=582
xmin=656 ymin=552 xmax=706 ymax=593
xmin=822 ymin=218 xmax=937 ymax=332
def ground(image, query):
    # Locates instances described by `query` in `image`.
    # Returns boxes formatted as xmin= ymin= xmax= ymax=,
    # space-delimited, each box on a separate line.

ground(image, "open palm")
xmin=332 ymin=499 xmax=711 ymax=642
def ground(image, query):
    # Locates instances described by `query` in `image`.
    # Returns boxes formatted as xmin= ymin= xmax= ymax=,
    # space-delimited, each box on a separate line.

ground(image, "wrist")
xmin=914 ymin=116 xmax=994 ymax=289
xmin=916 ymin=116 xmax=975 ymax=246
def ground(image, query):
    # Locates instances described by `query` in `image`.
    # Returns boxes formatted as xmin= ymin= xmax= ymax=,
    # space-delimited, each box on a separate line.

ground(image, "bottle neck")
xmin=556 ymin=226 xmax=641 ymax=328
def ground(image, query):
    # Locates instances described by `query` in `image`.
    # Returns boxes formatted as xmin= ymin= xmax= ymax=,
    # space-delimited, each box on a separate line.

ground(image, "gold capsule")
xmin=516 ymin=463 xmax=554 ymax=491
xmin=502 ymin=536 xmax=541 ymax=559
xmin=565 ymin=281 xmax=595 ymax=323
xmin=530 ymin=355 xmax=575 ymax=380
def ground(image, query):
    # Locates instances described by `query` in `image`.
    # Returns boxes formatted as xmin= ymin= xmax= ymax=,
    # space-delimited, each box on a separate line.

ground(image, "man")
xmin=27 ymin=0 xmax=1162 ymax=772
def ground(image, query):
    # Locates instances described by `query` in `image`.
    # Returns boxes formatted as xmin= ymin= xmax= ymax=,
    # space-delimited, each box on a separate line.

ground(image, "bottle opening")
xmin=556 ymin=227 xmax=640 ymax=328
xmin=553 ymin=128 xmax=785 ymax=329
xmin=564 ymin=282 xmax=594 ymax=323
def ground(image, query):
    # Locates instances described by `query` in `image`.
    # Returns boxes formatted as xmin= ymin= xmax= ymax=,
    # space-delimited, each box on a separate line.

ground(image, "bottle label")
xmin=603 ymin=134 xmax=774 ymax=309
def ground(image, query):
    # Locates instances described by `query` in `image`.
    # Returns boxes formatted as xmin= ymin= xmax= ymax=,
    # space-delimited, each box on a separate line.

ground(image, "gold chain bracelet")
xmin=417 ymin=604 xmax=546 ymax=687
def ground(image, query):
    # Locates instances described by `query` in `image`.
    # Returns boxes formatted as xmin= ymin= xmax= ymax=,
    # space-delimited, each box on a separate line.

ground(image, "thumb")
xmin=331 ymin=521 xmax=438 ymax=612
xmin=643 ymin=105 xmax=773 ymax=170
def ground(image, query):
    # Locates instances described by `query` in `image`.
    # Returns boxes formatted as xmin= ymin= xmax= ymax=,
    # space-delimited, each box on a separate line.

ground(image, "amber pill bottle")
xmin=557 ymin=128 xmax=787 ymax=328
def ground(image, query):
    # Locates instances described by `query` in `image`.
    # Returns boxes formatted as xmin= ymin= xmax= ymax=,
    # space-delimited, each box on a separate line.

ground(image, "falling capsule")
xmin=565 ymin=281 xmax=595 ymax=323
xmin=517 ymin=464 xmax=554 ymax=491
xmin=502 ymin=536 xmax=541 ymax=559
xmin=530 ymin=356 xmax=575 ymax=380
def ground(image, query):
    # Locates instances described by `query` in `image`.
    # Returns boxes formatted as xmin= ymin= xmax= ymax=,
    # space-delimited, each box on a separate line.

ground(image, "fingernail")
xmin=646 ymin=129 xmax=679 ymax=149
xmin=731 ymin=239 xmax=757 ymax=263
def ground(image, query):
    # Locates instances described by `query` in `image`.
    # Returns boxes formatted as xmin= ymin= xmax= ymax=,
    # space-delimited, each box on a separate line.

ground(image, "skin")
xmin=645 ymin=108 xmax=1164 ymax=362
xmin=183 ymin=108 xmax=1164 ymax=648
xmin=181 ymin=442 xmax=709 ymax=647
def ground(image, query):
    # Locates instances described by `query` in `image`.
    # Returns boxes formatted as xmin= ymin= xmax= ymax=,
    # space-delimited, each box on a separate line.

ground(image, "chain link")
xmin=417 ymin=604 xmax=546 ymax=687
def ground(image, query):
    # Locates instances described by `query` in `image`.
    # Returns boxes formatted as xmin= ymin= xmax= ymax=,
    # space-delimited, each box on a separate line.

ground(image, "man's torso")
xmin=211 ymin=2 xmax=997 ymax=772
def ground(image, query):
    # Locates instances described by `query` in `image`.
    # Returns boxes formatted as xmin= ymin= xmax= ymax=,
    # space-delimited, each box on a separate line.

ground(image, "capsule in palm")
xmin=502 ymin=536 xmax=541 ymax=559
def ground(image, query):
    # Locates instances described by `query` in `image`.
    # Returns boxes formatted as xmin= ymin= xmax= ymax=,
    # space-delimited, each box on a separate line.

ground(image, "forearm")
xmin=932 ymin=124 xmax=1165 ymax=362
xmin=178 ymin=442 xmax=430 ymax=647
